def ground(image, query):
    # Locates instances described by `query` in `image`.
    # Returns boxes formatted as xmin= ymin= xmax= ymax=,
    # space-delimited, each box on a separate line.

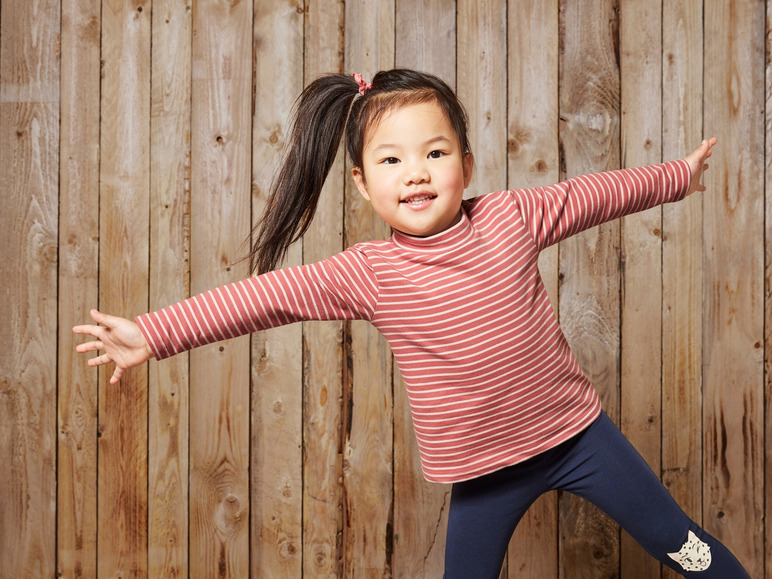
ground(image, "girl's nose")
xmin=404 ymin=162 xmax=429 ymax=185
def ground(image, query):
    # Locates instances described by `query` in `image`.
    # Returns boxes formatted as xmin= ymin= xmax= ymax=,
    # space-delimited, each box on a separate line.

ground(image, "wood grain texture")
xmin=506 ymin=0 xmax=560 ymax=576
xmin=766 ymin=2 xmax=772 ymax=576
xmin=343 ymin=0 xmax=395 ymax=576
xmin=251 ymin=0 xmax=304 ymax=576
xmin=57 ymin=0 xmax=100 ymax=577
xmin=189 ymin=1 xmax=253 ymax=576
xmin=618 ymin=1 xmax=663 ymax=577
xmin=0 ymin=1 xmax=769 ymax=577
xmin=395 ymin=0 xmax=456 ymax=88
xmin=302 ymin=1 xmax=346 ymax=576
xmin=558 ymin=0 xmax=621 ymax=576
xmin=661 ymin=2 xmax=704 ymax=578
xmin=98 ymin=1 xmax=151 ymax=576
xmin=703 ymin=2 xmax=765 ymax=576
xmin=148 ymin=1 xmax=192 ymax=576
xmin=0 ymin=1 xmax=60 ymax=576
xmin=457 ymin=0 xmax=508 ymax=196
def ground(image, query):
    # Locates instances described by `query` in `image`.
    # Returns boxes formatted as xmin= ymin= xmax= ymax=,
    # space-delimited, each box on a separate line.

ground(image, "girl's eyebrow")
xmin=370 ymin=135 xmax=453 ymax=154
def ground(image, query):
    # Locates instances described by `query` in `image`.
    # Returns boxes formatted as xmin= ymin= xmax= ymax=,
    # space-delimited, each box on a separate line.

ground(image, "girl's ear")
xmin=351 ymin=167 xmax=371 ymax=201
xmin=463 ymin=153 xmax=474 ymax=188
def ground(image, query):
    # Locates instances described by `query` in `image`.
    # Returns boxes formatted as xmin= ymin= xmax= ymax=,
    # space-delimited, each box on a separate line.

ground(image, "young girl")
xmin=74 ymin=69 xmax=749 ymax=577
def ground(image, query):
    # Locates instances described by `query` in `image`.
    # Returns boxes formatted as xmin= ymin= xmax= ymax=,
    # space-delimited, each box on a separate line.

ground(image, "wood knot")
xmin=507 ymin=138 xmax=520 ymax=154
xmin=313 ymin=547 xmax=328 ymax=568
xmin=280 ymin=539 xmax=298 ymax=558
xmin=215 ymin=493 xmax=243 ymax=531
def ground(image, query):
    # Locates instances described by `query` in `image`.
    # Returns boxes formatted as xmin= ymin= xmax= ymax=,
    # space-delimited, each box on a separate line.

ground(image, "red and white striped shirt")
xmin=137 ymin=160 xmax=690 ymax=483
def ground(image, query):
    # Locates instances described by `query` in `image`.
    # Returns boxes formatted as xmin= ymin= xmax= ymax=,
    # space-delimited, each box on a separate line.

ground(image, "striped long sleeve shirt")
xmin=136 ymin=160 xmax=690 ymax=483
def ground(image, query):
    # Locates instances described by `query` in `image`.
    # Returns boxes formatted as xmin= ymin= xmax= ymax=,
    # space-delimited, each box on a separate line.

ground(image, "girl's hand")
xmin=684 ymin=137 xmax=718 ymax=196
xmin=73 ymin=309 xmax=154 ymax=384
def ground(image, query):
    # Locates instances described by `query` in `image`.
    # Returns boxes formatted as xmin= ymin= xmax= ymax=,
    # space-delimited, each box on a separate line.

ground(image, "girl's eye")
xmin=382 ymin=157 xmax=399 ymax=165
xmin=428 ymin=150 xmax=445 ymax=159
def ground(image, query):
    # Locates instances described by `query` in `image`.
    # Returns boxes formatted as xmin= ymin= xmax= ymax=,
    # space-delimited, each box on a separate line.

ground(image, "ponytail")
xmin=248 ymin=69 xmax=471 ymax=274
xmin=249 ymin=74 xmax=358 ymax=274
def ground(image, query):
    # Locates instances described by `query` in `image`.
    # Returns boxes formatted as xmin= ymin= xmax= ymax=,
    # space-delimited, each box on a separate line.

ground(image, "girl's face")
xmin=351 ymin=100 xmax=473 ymax=237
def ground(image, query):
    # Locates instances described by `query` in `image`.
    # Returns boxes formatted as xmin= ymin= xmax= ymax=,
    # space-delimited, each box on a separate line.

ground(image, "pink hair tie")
xmin=353 ymin=72 xmax=373 ymax=96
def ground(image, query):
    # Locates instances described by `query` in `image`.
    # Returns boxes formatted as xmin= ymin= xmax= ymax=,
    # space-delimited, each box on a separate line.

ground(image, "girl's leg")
xmin=549 ymin=412 xmax=750 ymax=578
xmin=443 ymin=455 xmax=550 ymax=579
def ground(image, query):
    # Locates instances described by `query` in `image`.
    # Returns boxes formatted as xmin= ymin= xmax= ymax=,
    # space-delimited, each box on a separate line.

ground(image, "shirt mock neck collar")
xmin=390 ymin=208 xmax=473 ymax=251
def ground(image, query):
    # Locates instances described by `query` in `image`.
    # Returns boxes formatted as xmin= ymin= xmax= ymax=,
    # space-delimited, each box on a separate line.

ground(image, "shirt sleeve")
xmin=509 ymin=159 xmax=691 ymax=250
xmin=136 ymin=247 xmax=379 ymax=360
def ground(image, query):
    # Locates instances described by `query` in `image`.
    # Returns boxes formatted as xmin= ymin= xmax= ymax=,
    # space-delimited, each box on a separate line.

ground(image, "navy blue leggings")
xmin=444 ymin=412 xmax=750 ymax=578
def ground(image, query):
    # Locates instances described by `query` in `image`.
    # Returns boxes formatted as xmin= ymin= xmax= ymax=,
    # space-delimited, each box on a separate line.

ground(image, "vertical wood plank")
xmin=189 ymin=1 xmax=253 ymax=576
xmin=57 ymin=0 xmax=101 ymax=577
xmin=395 ymin=0 xmax=456 ymax=87
xmin=618 ymin=1 xmax=663 ymax=577
xmin=661 ymin=2 xmax=703 ymax=578
xmin=558 ymin=0 xmax=621 ymax=576
xmin=98 ymin=1 xmax=151 ymax=576
xmin=766 ymin=2 xmax=772 ymax=575
xmin=506 ymin=0 xmax=560 ymax=576
xmin=703 ymin=2 xmax=765 ymax=576
xmin=457 ymin=0 xmax=508 ymax=195
xmin=343 ymin=2 xmax=395 ymax=576
xmin=148 ymin=1 xmax=192 ymax=576
xmin=251 ymin=0 xmax=304 ymax=576
xmin=392 ymin=2 xmax=456 ymax=576
xmin=0 ymin=1 xmax=59 ymax=577
xmin=302 ymin=1 xmax=346 ymax=575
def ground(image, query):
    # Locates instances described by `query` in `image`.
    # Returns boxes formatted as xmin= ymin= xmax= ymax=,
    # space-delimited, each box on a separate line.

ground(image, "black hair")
xmin=249 ymin=69 xmax=471 ymax=275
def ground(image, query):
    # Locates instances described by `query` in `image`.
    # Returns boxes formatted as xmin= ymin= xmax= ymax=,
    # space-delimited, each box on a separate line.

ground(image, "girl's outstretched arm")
xmin=684 ymin=137 xmax=717 ymax=196
xmin=73 ymin=309 xmax=154 ymax=384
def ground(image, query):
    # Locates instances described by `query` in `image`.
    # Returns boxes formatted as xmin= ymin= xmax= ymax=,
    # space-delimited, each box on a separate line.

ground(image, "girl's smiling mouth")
xmin=401 ymin=193 xmax=437 ymax=208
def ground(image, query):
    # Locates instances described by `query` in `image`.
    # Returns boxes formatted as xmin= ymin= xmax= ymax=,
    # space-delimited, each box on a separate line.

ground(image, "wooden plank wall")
xmin=0 ymin=0 xmax=769 ymax=577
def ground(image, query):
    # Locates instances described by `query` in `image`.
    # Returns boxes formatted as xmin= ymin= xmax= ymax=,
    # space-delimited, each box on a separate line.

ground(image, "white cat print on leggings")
xmin=668 ymin=530 xmax=712 ymax=572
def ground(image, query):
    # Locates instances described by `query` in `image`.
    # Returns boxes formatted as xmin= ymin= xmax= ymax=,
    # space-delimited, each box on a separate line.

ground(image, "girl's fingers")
xmin=79 ymin=309 xmax=114 ymax=330
xmin=89 ymin=308 xmax=105 ymax=323
xmin=87 ymin=353 xmax=112 ymax=367
xmin=81 ymin=349 xmax=124 ymax=384
xmin=91 ymin=309 xmax=123 ymax=329
xmin=72 ymin=323 xmax=99 ymax=336
xmin=75 ymin=340 xmax=104 ymax=353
